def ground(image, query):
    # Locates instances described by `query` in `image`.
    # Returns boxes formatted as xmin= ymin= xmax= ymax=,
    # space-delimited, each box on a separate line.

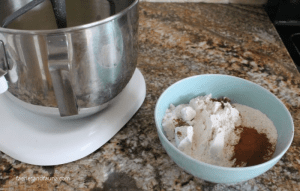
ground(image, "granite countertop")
xmin=1 ymin=2 xmax=300 ymax=191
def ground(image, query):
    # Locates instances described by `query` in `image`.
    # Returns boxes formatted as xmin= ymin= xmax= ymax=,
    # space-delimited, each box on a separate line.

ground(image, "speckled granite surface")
xmin=1 ymin=3 xmax=300 ymax=191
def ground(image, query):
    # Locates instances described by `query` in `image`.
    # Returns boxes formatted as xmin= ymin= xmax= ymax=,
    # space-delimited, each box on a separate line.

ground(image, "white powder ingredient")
xmin=181 ymin=106 xmax=196 ymax=121
xmin=175 ymin=126 xmax=193 ymax=156
xmin=162 ymin=94 xmax=278 ymax=167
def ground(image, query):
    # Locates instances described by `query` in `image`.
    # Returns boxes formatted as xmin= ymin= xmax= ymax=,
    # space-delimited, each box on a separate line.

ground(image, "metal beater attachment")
xmin=49 ymin=0 xmax=67 ymax=28
xmin=1 ymin=0 xmax=67 ymax=28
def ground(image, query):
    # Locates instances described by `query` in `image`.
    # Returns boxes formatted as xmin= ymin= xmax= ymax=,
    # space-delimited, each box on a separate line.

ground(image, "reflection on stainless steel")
xmin=0 ymin=41 xmax=8 ymax=77
xmin=0 ymin=0 xmax=139 ymax=117
xmin=5 ymin=91 xmax=109 ymax=119
xmin=47 ymin=34 xmax=78 ymax=116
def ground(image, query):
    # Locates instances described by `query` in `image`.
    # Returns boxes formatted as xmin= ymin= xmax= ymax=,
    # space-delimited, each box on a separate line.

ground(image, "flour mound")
xmin=162 ymin=94 xmax=278 ymax=167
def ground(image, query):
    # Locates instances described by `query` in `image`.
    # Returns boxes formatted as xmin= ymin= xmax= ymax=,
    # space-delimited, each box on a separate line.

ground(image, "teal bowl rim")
xmin=154 ymin=74 xmax=294 ymax=171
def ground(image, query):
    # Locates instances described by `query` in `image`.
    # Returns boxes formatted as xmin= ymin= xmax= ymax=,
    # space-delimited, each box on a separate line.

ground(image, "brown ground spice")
xmin=211 ymin=97 xmax=231 ymax=109
xmin=231 ymin=126 xmax=275 ymax=167
xmin=173 ymin=118 xmax=189 ymax=127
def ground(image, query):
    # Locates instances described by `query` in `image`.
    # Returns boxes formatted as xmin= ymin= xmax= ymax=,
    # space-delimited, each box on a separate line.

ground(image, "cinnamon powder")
xmin=231 ymin=126 xmax=275 ymax=167
xmin=173 ymin=118 xmax=189 ymax=127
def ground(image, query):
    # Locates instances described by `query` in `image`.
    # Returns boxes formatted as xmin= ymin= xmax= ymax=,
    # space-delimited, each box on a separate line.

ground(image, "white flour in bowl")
xmin=162 ymin=94 xmax=278 ymax=167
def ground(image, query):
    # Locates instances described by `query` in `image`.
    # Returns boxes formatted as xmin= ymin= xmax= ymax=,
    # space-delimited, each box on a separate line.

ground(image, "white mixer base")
xmin=0 ymin=68 xmax=146 ymax=166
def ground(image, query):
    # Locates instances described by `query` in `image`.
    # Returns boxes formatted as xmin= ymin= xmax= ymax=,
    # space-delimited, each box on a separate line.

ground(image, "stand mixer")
xmin=0 ymin=0 xmax=139 ymax=117
xmin=0 ymin=0 xmax=145 ymax=165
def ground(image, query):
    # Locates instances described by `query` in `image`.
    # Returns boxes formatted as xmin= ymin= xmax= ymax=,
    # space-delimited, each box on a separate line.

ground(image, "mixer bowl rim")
xmin=0 ymin=0 xmax=139 ymax=34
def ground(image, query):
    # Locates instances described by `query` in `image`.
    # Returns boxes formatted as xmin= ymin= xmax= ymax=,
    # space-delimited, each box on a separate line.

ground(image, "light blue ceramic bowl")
xmin=154 ymin=74 xmax=294 ymax=184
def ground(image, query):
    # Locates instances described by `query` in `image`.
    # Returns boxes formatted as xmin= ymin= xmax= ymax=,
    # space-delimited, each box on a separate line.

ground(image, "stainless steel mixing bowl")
xmin=0 ymin=0 xmax=139 ymax=117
